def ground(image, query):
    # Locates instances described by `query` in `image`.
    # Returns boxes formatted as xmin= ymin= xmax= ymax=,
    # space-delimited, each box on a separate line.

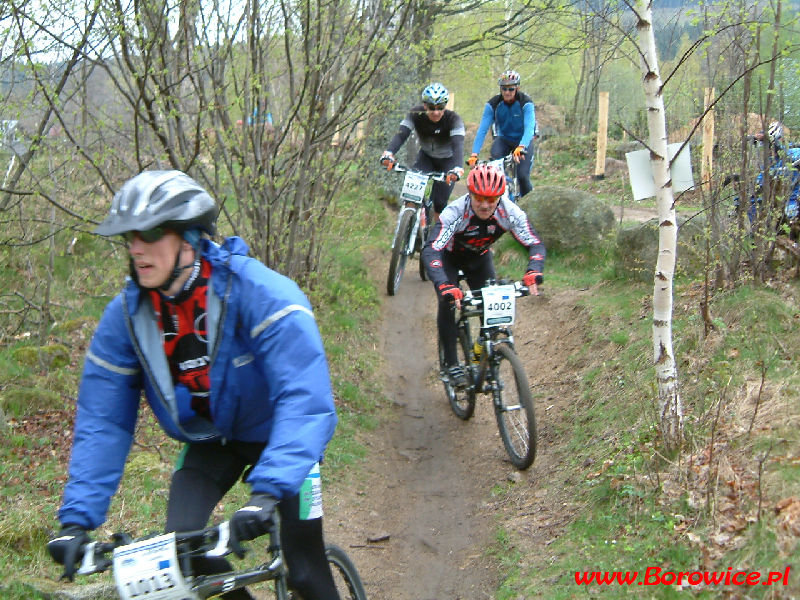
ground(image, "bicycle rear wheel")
xmin=387 ymin=209 xmax=414 ymax=296
xmin=492 ymin=344 xmax=536 ymax=469
xmin=438 ymin=325 xmax=475 ymax=420
xmin=326 ymin=544 xmax=368 ymax=600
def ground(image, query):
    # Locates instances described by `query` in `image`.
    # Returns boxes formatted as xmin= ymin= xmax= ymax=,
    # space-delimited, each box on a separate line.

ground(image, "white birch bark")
xmin=634 ymin=0 xmax=683 ymax=450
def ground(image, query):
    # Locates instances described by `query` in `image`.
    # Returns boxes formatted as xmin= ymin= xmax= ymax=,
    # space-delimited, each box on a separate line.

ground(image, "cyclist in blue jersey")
xmin=468 ymin=70 xmax=536 ymax=197
xmin=46 ymin=171 xmax=341 ymax=600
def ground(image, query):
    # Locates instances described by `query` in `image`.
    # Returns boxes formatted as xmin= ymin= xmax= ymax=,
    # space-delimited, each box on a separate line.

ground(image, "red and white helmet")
xmin=467 ymin=164 xmax=506 ymax=197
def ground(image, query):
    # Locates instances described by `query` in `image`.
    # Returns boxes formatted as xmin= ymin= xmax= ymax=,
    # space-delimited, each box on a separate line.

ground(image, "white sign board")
xmin=625 ymin=142 xmax=694 ymax=201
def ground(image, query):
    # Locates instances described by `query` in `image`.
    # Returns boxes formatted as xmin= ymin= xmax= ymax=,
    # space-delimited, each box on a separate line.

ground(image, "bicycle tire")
xmin=438 ymin=325 xmax=476 ymax=420
xmin=387 ymin=209 xmax=414 ymax=296
xmin=326 ymin=544 xmax=368 ymax=600
xmin=492 ymin=344 xmax=537 ymax=469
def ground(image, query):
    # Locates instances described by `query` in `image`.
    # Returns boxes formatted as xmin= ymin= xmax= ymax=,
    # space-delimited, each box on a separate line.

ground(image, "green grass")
xmin=483 ymin=150 xmax=800 ymax=599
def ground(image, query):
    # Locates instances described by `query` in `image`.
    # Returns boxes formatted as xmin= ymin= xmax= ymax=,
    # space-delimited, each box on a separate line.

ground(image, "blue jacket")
xmin=472 ymin=91 xmax=536 ymax=153
xmin=58 ymin=237 xmax=338 ymax=529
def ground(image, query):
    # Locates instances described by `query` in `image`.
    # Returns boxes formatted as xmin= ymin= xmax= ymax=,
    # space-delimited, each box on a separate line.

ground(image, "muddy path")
xmin=325 ymin=241 xmax=592 ymax=599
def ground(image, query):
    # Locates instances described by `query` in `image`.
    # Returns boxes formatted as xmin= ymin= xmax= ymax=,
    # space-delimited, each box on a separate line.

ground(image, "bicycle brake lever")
xmin=206 ymin=521 xmax=231 ymax=558
xmin=76 ymin=541 xmax=100 ymax=575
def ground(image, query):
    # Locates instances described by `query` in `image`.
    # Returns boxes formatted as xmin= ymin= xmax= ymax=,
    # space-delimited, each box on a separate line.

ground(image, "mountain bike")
xmin=438 ymin=279 xmax=537 ymax=470
xmin=69 ymin=519 xmax=367 ymax=599
xmin=385 ymin=163 xmax=448 ymax=295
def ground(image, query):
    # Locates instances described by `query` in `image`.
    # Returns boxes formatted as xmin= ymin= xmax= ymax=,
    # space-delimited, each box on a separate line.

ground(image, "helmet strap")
xmin=159 ymin=245 xmax=197 ymax=293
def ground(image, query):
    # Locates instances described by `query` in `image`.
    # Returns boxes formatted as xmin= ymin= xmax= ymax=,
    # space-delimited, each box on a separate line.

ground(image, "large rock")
xmin=518 ymin=185 xmax=616 ymax=252
xmin=615 ymin=214 xmax=707 ymax=281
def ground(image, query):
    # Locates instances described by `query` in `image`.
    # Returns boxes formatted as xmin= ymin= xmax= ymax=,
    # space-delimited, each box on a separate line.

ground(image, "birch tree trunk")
xmin=634 ymin=0 xmax=683 ymax=451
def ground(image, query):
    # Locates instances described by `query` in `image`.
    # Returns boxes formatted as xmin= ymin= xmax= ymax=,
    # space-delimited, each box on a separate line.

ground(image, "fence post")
xmin=594 ymin=91 xmax=609 ymax=180
xmin=701 ymin=87 xmax=715 ymax=192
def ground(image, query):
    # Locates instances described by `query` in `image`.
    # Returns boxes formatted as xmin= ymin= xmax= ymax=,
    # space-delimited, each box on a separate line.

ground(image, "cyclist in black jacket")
xmin=422 ymin=164 xmax=545 ymax=388
xmin=381 ymin=82 xmax=466 ymax=221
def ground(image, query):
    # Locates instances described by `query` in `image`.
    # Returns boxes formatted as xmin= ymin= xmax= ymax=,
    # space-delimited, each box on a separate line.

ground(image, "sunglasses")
xmin=122 ymin=226 xmax=169 ymax=244
xmin=425 ymin=103 xmax=447 ymax=111
xmin=500 ymin=86 xmax=517 ymax=92
xmin=471 ymin=193 xmax=501 ymax=204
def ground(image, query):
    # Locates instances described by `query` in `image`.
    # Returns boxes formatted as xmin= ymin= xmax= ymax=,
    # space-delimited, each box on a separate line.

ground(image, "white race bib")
xmin=113 ymin=533 xmax=200 ymax=600
xmin=400 ymin=171 xmax=430 ymax=204
xmin=481 ymin=284 xmax=516 ymax=327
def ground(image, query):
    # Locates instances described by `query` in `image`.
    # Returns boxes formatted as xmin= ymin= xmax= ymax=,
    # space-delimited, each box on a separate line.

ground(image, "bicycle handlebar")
xmin=467 ymin=151 xmax=525 ymax=166
xmin=74 ymin=521 xmax=238 ymax=577
xmin=387 ymin=162 xmax=449 ymax=182
xmin=461 ymin=280 xmax=530 ymax=306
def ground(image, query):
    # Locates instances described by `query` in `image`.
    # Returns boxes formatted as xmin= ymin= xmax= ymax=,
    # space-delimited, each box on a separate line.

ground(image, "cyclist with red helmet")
xmin=468 ymin=69 xmax=537 ymax=197
xmin=421 ymin=164 xmax=545 ymax=388
xmin=381 ymin=82 xmax=466 ymax=221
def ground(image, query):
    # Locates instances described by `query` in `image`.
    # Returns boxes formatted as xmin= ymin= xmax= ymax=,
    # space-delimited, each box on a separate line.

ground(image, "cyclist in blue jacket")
xmin=47 ymin=170 xmax=341 ymax=600
xmin=468 ymin=69 xmax=537 ymax=197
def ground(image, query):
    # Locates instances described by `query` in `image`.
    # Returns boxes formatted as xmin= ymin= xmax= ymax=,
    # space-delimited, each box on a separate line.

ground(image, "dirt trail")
xmin=327 ymin=274 xmax=500 ymax=599
xmin=325 ymin=246 xmax=592 ymax=598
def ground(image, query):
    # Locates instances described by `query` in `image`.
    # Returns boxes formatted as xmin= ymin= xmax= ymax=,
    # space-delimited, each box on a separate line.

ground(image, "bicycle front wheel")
xmin=387 ymin=209 xmax=414 ymax=296
xmin=492 ymin=344 xmax=536 ymax=469
xmin=438 ymin=326 xmax=476 ymax=420
xmin=326 ymin=544 xmax=368 ymax=600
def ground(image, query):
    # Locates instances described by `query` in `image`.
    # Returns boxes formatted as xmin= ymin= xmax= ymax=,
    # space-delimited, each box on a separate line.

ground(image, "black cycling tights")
xmin=165 ymin=440 xmax=340 ymax=600
xmin=437 ymin=250 xmax=496 ymax=366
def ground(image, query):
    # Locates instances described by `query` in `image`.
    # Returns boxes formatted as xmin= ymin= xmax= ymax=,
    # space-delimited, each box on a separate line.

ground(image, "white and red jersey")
xmin=422 ymin=194 xmax=545 ymax=288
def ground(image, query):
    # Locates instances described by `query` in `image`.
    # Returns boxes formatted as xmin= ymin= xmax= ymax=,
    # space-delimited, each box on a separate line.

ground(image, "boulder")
xmin=518 ymin=185 xmax=616 ymax=252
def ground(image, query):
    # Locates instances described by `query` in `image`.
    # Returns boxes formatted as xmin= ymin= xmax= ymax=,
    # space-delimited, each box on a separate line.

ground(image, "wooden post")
xmin=701 ymin=87 xmax=715 ymax=192
xmin=446 ymin=92 xmax=454 ymax=111
xmin=594 ymin=91 xmax=609 ymax=179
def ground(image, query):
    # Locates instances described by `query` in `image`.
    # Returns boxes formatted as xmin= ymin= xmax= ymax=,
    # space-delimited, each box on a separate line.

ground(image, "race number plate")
xmin=113 ymin=533 xmax=200 ymax=600
xmin=482 ymin=284 xmax=516 ymax=327
xmin=400 ymin=171 xmax=429 ymax=204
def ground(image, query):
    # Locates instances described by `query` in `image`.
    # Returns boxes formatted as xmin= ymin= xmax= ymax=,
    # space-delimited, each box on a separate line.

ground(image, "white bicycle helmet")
xmin=497 ymin=70 xmax=521 ymax=87
xmin=768 ymin=121 xmax=784 ymax=144
xmin=421 ymin=83 xmax=449 ymax=106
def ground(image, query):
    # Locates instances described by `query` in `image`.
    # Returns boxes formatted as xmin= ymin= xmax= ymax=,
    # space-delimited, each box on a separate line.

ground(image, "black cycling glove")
xmin=229 ymin=493 xmax=278 ymax=558
xmin=47 ymin=524 xmax=90 ymax=581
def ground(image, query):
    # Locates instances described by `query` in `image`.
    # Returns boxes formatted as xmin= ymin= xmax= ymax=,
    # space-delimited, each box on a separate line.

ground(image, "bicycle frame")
xmin=389 ymin=164 xmax=445 ymax=251
xmin=459 ymin=283 xmax=524 ymax=395
xmin=385 ymin=163 xmax=447 ymax=295
xmin=72 ymin=518 xmax=367 ymax=600
xmin=75 ymin=521 xmax=286 ymax=599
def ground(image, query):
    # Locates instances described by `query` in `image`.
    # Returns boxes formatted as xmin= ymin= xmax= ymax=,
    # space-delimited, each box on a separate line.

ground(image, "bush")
xmin=614 ymin=214 xmax=707 ymax=281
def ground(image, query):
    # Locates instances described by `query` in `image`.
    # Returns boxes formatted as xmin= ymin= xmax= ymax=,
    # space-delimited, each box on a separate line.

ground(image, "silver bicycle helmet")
xmin=95 ymin=170 xmax=217 ymax=237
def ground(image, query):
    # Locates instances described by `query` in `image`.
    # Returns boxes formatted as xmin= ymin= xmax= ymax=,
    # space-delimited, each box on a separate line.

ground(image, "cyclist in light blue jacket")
xmin=468 ymin=69 xmax=537 ymax=197
xmin=47 ymin=170 xmax=341 ymax=600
